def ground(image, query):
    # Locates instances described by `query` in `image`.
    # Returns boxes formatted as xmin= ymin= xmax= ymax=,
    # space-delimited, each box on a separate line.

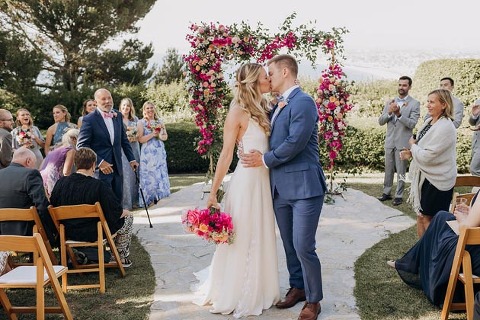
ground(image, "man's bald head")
xmin=94 ymin=88 xmax=113 ymax=112
xmin=12 ymin=147 xmax=37 ymax=169
xmin=0 ymin=109 xmax=14 ymax=131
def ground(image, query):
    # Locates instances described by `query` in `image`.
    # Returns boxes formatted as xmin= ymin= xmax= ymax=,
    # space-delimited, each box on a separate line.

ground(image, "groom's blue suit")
xmin=264 ymin=87 xmax=327 ymax=303
xmin=77 ymin=109 xmax=135 ymax=201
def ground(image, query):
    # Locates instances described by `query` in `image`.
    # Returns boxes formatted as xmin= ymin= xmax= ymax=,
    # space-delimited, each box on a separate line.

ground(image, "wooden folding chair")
xmin=0 ymin=233 xmax=72 ymax=320
xmin=441 ymin=227 xmax=480 ymax=320
xmin=449 ymin=175 xmax=480 ymax=212
xmin=451 ymin=192 xmax=477 ymax=213
xmin=48 ymin=202 xmax=125 ymax=294
xmin=0 ymin=206 xmax=58 ymax=265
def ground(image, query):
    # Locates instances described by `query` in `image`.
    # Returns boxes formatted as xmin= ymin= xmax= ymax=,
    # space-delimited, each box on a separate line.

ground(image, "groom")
xmin=241 ymin=54 xmax=327 ymax=320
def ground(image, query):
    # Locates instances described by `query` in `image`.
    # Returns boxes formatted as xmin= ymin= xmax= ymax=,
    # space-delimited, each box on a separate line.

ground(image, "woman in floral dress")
xmin=11 ymin=108 xmax=45 ymax=169
xmin=119 ymin=97 xmax=141 ymax=210
xmin=137 ymin=101 xmax=170 ymax=207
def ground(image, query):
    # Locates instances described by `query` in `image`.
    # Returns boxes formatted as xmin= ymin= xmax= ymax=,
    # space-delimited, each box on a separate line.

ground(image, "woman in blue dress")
xmin=44 ymin=104 xmax=76 ymax=155
xmin=119 ymin=97 xmax=141 ymax=210
xmin=137 ymin=101 xmax=170 ymax=207
xmin=389 ymin=191 xmax=480 ymax=306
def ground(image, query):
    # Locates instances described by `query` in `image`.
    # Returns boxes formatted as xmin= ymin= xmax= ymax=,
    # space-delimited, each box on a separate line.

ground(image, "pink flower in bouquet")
xmin=182 ymin=207 xmax=235 ymax=245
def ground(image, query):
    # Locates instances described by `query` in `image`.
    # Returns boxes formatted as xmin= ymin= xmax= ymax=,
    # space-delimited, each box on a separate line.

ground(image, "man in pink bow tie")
xmin=77 ymin=88 xmax=139 ymax=202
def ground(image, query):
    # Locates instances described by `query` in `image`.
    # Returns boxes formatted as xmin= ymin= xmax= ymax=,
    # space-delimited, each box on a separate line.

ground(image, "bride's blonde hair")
xmin=231 ymin=63 xmax=270 ymax=135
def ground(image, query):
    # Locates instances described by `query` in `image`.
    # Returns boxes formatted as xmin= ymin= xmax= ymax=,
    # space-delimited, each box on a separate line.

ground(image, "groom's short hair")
xmin=268 ymin=54 xmax=298 ymax=78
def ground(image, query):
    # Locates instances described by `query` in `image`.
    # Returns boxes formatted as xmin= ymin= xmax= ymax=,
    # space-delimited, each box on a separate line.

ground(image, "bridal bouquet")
xmin=126 ymin=125 xmax=138 ymax=142
xmin=17 ymin=129 xmax=34 ymax=148
xmin=146 ymin=120 xmax=164 ymax=140
xmin=182 ymin=206 xmax=235 ymax=245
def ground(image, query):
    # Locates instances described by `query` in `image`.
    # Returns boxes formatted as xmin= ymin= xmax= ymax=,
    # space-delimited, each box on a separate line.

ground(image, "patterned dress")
xmin=138 ymin=119 xmax=170 ymax=207
xmin=11 ymin=126 xmax=44 ymax=169
xmin=121 ymin=117 xmax=141 ymax=210
xmin=39 ymin=146 xmax=73 ymax=198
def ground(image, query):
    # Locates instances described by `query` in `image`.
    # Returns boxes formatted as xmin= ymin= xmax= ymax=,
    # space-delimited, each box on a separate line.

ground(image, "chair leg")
xmin=463 ymin=253 xmax=475 ymax=320
xmin=0 ymin=289 xmax=17 ymax=320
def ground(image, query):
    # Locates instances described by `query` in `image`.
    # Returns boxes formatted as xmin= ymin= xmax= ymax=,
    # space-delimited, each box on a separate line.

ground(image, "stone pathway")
xmin=133 ymin=179 xmax=414 ymax=319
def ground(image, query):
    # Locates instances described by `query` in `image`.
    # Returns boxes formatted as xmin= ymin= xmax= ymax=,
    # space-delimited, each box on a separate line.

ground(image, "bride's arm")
xmin=207 ymin=107 xmax=244 ymax=209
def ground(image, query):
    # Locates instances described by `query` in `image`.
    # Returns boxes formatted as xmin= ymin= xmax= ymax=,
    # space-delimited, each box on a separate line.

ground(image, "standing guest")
xmin=50 ymin=147 xmax=133 ymax=267
xmin=0 ymin=109 xmax=14 ymax=169
xmin=469 ymin=98 xmax=480 ymax=176
xmin=77 ymin=99 xmax=97 ymax=128
xmin=40 ymin=128 xmax=78 ymax=199
xmin=399 ymin=89 xmax=457 ymax=237
xmin=424 ymin=77 xmax=464 ymax=129
xmin=0 ymin=147 xmax=55 ymax=245
xmin=241 ymin=54 xmax=327 ymax=320
xmin=137 ymin=101 xmax=170 ymax=207
xmin=378 ymin=76 xmax=421 ymax=206
xmin=77 ymin=88 xmax=138 ymax=202
xmin=11 ymin=108 xmax=45 ymax=169
xmin=119 ymin=97 xmax=140 ymax=210
xmin=44 ymin=104 xmax=76 ymax=155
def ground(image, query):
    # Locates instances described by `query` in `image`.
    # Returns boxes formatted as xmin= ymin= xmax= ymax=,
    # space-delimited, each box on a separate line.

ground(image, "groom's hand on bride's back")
xmin=240 ymin=149 xmax=263 ymax=168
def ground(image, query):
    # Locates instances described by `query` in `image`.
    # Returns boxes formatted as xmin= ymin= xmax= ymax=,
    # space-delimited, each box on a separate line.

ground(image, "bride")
xmin=192 ymin=63 xmax=280 ymax=317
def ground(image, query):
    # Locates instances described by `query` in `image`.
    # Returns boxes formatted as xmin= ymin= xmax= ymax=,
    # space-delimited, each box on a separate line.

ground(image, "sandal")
xmin=120 ymin=257 xmax=132 ymax=268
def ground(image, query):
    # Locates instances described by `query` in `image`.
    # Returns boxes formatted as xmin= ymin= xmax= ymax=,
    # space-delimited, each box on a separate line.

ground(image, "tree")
xmin=0 ymin=0 xmax=156 ymax=94
xmin=154 ymin=48 xmax=185 ymax=84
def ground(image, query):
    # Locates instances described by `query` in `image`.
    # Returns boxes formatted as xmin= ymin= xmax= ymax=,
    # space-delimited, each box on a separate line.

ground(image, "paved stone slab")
xmin=133 ymin=181 xmax=414 ymax=319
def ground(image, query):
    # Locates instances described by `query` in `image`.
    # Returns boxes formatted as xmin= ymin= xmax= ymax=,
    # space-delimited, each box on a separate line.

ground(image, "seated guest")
xmin=388 ymin=191 xmax=480 ymax=306
xmin=49 ymin=147 xmax=133 ymax=267
xmin=0 ymin=147 xmax=55 ymax=244
xmin=40 ymin=128 xmax=78 ymax=199
xmin=0 ymin=251 xmax=11 ymax=275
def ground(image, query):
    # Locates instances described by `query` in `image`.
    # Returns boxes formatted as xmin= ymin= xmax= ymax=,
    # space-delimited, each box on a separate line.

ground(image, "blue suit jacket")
xmin=77 ymin=109 xmax=135 ymax=176
xmin=264 ymin=88 xmax=327 ymax=200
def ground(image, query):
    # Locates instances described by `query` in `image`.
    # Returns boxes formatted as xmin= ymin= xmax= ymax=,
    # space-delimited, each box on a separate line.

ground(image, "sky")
xmin=137 ymin=0 xmax=480 ymax=57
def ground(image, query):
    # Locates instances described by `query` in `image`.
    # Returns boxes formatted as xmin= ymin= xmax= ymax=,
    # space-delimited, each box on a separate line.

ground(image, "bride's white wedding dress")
xmin=193 ymin=118 xmax=280 ymax=318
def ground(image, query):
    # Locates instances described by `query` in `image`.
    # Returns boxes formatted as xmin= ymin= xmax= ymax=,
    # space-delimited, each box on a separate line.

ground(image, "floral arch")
xmin=184 ymin=13 xmax=353 ymax=181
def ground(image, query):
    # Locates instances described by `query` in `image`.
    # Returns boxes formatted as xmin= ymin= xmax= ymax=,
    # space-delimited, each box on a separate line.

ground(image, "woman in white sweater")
xmin=400 ymin=89 xmax=457 ymax=237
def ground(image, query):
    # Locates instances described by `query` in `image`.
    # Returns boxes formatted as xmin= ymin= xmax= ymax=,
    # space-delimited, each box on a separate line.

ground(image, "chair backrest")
xmin=451 ymin=192 xmax=477 ymax=213
xmin=0 ymin=233 xmax=73 ymax=319
xmin=441 ymin=227 xmax=480 ymax=319
xmin=454 ymin=175 xmax=480 ymax=188
xmin=0 ymin=206 xmax=58 ymax=264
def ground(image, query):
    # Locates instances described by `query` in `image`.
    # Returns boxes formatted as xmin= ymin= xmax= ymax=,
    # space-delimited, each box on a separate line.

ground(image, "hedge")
xmin=165 ymin=122 xmax=473 ymax=174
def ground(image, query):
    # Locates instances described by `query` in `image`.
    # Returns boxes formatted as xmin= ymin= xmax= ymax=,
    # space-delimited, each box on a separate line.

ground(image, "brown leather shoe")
xmin=275 ymin=287 xmax=306 ymax=309
xmin=298 ymin=302 xmax=321 ymax=320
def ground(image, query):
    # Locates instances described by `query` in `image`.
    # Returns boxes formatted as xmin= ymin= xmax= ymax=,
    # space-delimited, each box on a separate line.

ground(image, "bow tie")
xmin=277 ymin=95 xmax=285 ymax=102
xmin=102 ymin=111 xmax=114 ymax=119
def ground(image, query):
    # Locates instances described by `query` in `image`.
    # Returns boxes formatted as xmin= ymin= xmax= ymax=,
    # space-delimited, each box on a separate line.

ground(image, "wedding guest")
xmin=11 ymin=108 xmax=45 ymax=169
xmin=0 ymin=147 xmax=55 ymax=244
xmin=0 ymin=251 xmax=11 ymax=275
xmin=40 ymin=128 xmax=78 ymax=199
xmin=0 ymin=109 xmax=14 ymax=169
xmin=193 ymin=63 xmax=280 ymax=317
xmin=49 ymin=147 xmax=134 ymax=267
xmin=469 ymin=98 xmax=480 ymax=176
xmin=119 ymin=97 xmax=140 ymax=210
xmin=76 ymin=88 xmax=138 ymax=203
xmin=77 ymin=99 xmax=96 ymax=128
xmin=44 ymin=104 xmax=76 ymax=155
xmin=377 ymin=76 xmax=420 ymax=206
xmin=399 ymin=89 xmax=456 ymax=237
xmin=388 ymin=190 xmax=480 ymax=307
xmin=137 ymin=101 xmax=170 ymax=207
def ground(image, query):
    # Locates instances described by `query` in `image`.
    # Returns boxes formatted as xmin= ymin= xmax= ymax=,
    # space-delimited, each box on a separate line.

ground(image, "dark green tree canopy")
xmin=1 ymin=0 xmax=156 ymax=92
xmin=154 ymin=47 xmax=185 ymax=85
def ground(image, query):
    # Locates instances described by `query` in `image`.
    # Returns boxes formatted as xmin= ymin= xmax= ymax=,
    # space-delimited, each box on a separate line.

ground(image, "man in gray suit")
xmin=424 ymin=77 xmax=464 ymax=128
xmin=0 ymin=147 xmax=55 ymax=244
xmin=0 ymin=109 xmax=14 ymax=169
xmin=378 ymin=76 xmax=420 ymax=206
xmin=469 ymin=99 xmax=480 ymax=175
